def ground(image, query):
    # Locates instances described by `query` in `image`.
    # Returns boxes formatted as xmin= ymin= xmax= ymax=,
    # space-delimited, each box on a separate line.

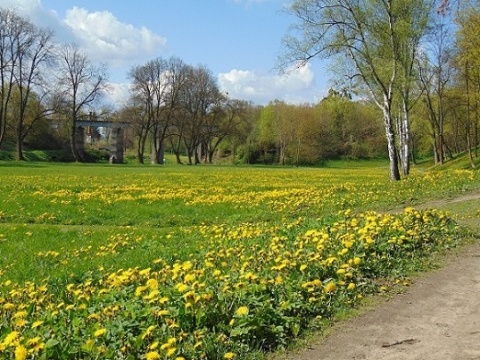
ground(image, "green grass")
xmin=0 ymin=159 xmax=479 ymax=359
xmin=0 ymin=160 xmax=478 ymax=283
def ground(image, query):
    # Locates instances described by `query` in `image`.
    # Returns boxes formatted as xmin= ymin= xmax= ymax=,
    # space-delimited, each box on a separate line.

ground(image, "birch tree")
xmin=282 ymin=0 xmax=434 ymax=180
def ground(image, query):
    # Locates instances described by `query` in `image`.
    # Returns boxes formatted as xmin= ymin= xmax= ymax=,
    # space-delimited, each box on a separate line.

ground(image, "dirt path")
xmin=277 ymin=192 xmax=480 ymax=360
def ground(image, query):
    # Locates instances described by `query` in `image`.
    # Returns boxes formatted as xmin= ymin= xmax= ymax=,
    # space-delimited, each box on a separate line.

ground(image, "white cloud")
xmin=2 ymin=1 xmax=167 ymax=70
xmin=1 ymin=0 xmax=59 ymax=28
xmin=103 ymin=82 xmax=131 ymax=108
xmin=218 ymin=63 xmax=323 ymax=104
xmin=63 ymin=7 xmax=167 ymax=68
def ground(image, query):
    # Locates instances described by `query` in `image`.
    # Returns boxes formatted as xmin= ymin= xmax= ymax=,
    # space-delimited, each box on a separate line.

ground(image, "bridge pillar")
xmin=110 ymin=127 xmax=124 ymax=164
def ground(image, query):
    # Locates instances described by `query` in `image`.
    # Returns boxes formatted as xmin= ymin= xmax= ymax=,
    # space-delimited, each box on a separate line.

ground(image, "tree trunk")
xmin=383 ymin=107 xmax=401 ymax=181
xmin=70 ymin=124 xmax=84 ymax=162
xmin=16 ymin=121 xmax=25 ymax=161
xmin=137 ymin=133 xmax=146 ymax=164
xmin=400 ymin=101 xmax=410 ymax=176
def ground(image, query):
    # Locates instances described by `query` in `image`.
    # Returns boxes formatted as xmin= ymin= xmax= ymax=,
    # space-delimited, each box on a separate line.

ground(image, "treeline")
xmin=1 ymin=4 xmax=479 ymax=170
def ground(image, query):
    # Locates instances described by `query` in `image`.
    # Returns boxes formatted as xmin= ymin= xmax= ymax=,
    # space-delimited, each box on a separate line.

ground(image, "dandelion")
xmin=3 ymin=331 xmax=20 ymax=346
xmin=156 ymin=309 xmax=169 ymax=316
xmin=324 ymin=282 xmax=336 ymax=293
xmin=166 ymin=347 xmax=177 ymax=357
xmin=94 ymin=328 xmax=107 ymax=337
xmin=145 ymin=351 xmax=161 ymax=360
xmin=146 ymin=278 xmax=158 ymax=290
xmin=235 ymin=306 xmax=249 ymax=316
xmin=14 ymin=345 xmax=27 ymax=360
xmin=224 ymin=352 xmax=236 ymax=359
xmin=31 ymin=320 xmax=44 ymax=328
xmin=141 ymin=325 xmax=156 ymax=340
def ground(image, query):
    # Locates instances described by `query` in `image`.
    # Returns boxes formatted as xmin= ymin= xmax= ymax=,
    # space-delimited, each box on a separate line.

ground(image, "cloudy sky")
xmin=1 ymin=0 xmax=332 ymax=107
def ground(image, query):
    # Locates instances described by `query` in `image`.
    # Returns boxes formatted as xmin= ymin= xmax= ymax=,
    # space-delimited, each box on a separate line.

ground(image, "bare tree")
xmin=177 ymin=65 xmax=223 ymax=164
xmin=13 ymin=23 xmax=56 ymax=160
xmin=57 ymin=43 xmax=107 ymax=162
xmin=0 ymin=8 xmax=23 ymax=148
xmin=129 ymin=57 xmax=188 ymax=164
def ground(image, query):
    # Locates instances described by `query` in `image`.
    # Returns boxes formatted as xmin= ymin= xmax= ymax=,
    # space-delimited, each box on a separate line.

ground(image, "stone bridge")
xmin=76 ymin=120 xmax=129 ymax=163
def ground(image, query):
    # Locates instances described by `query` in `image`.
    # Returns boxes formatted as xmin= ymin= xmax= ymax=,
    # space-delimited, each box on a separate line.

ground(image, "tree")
xmin=283 ymin=0 xmax=435 ymax=180
xmin=128 ymin=57 xmax=187 ymax=164
xmin=12 ymin=24 xmax=55 ymax=160
xmin=455 ymin=6 xmax=480 ymax=167
xmin=395 ymin=0 xmax=435 ymax=175
xmin=417 ymin=18 xmax=455 ymax=165
xmin=57 ymin=43 xmax=107 ymax=162
xmin=0 ymin=8 xmax=25 ymax=148
xmin=177 ymin=65 xmax=223 ymax=165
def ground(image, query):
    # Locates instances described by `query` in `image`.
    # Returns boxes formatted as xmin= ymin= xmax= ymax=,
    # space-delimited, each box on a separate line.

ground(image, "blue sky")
xmin=2 ymin=0 xmax=332 ymax=106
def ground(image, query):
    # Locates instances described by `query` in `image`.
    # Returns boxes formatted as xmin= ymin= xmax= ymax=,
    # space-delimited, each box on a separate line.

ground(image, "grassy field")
xmin=0 ymin=160 xmax=479 ymax=360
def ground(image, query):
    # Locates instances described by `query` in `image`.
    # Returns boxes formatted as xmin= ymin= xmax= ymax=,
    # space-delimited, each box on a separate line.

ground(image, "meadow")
xmin=0 ymin=161 xmax=479 ymax=360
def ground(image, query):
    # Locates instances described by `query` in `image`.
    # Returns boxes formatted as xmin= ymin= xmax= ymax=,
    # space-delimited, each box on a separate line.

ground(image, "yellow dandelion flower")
xmin=224 ymin=352 xmax=236 ymax=359
xmin=184 ymin=273 xmax=195 ymax=283
xmin=235 ymin=306 xmax=249 ymax=316
xmin=324 ymin=282 xmax=336 ymax=293
xmin=31 ymin=320 xmax=44 ymax=328
xmin=139 ymin=268 xmax=152 ymax=276
xmin=94 ymin=328 xmax=107 ymax=337
xmin=145 ymin=351 xmax=161 ymax=360
xmin=156 ymin=309 xmax=169 ymax=316
xmin=4 ymin=302 xmax=15 ymax=311
xmin=12 ymin=311 xmax=27 ymax=319
xmin=3 ymin=331 xmax=20 ymax=346
xmin=141 ymin=325 xmax=156 ymax=340
xmin=146 ymin=278 xmax=158 ymax=290
xmin=26 ymin=337 xmax=41 ymax=346
xmin=14 ymin=345 xmax=27 ymax=360
xmin=14 ymin=318 xmax=27 ymax=327
xmin=166 ymin=347 xmax=177 ymax=356
xmin=347 ymin=282 xmax=356 ymax=290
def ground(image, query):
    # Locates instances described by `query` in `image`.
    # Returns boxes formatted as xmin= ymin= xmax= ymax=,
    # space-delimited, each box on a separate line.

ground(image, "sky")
xmin=1 ymin=0 xmax=332 ymax=107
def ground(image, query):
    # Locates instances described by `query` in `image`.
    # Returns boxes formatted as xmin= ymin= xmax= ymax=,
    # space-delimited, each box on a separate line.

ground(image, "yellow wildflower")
xmin=235 ymin=306 xmax=249 ymax=316
xmin=145 ymin=351 xmax=161 ymax=360
xmin=31 ymin=320 xmax=44 ymax=328
xmin=94 ymin=328 xmax=107 ymax=337
xmin=324 ymin=282 xmax=336 ymax=293
xmin=14 ymin=345 xmax=27 ymax=360
xmin=166 ymin=347 xmax=177 ymax=356
xmin=3 ymin=331 xmax=20 ymax=346
xmin=224 ymin=353 xmax=236 ymax=359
